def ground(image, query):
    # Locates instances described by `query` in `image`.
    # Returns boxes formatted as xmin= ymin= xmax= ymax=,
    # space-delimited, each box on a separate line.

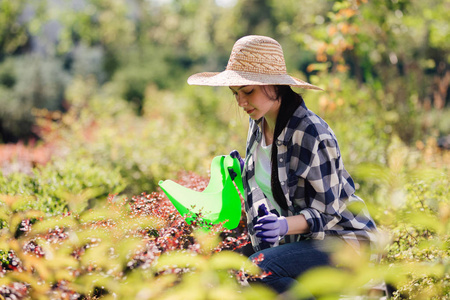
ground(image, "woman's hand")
xmin=254 ymin=205 xmax=289 ymax=244
xmin=230 ymin=150 xmax=244 ymax=172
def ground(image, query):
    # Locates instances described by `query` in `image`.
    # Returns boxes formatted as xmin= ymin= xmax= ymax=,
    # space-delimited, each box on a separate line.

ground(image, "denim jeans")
xmin=249 ymin=238 xmax=343 ymax=294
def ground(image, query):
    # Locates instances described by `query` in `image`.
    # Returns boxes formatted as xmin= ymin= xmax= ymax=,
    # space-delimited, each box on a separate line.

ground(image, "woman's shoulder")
xmin=290 ymin=105 xmax=336 ymax=142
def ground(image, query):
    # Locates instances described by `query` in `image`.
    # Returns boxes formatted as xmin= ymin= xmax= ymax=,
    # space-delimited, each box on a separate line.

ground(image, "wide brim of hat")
xmin=187 ymin=70 xmax=323 ymax=91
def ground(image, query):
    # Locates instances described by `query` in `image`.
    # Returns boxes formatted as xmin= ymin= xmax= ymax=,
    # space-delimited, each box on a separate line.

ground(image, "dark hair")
xmin=262 ymin=85 xmax=304 ymax=210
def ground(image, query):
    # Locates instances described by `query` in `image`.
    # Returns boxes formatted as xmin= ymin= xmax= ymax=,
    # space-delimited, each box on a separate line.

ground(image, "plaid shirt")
xmin=243 ymin=102 xmax=378 ymax=252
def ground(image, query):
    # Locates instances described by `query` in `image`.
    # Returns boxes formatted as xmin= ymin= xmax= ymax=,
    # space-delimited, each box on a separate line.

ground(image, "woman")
xmin=187 ymin=35 xmax=378 ymax=293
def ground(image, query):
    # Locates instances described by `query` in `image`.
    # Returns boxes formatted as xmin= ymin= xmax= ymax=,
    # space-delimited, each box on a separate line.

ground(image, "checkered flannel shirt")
xmin=242 ymin=102 xmax=378 ymax=253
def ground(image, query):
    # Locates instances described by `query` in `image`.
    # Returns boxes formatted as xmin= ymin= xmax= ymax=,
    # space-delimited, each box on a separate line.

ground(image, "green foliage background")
xmin=0 ymin=0 xmax=449 ymax=299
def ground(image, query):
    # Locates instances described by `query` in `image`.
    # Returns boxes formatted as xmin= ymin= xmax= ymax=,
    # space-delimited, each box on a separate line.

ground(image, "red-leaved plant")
xmin=0 ymin=171 xmax=263 ymax=299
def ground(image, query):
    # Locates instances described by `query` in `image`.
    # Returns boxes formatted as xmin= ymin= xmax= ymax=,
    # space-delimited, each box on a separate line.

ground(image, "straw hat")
xmin=187 ymin=35 xmax=322 ymax=90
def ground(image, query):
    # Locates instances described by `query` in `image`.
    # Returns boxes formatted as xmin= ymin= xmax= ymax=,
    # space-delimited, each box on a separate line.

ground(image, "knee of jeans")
xmin=249 ymin=252 xmax=264 ymax=268
xmin=249 ymin=251 xmax=273 ymax=272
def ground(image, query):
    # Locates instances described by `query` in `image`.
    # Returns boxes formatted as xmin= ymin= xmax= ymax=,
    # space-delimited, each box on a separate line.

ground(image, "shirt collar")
xmin=254 ymin=117 xmax=263 ymax=143
xmin=252 ymin=101 xmax=309 ymax=146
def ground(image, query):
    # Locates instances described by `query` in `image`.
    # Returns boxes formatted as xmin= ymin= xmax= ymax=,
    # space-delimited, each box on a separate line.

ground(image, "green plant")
xmin=0 ymin=172 xmax=271 ymax=299
xmin=0 ymin=156 xmax=126 ymax=215
xmin=0 ymin=55 xmax=70 ymax=142
xmin=34 ymin=76 xmax=246 ymax=196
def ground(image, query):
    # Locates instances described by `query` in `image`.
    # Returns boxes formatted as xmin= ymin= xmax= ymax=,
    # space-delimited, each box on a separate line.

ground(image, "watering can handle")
xmin=229 ymin=150 xmax=244 ymax=172
xmin=227 ymin=155 xmax=245 ymax=197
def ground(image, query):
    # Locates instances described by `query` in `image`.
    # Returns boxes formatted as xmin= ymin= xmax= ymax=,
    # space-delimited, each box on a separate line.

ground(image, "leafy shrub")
xmin=0 ymin=156 xmax=126 ymax=215
xmin=0 ymin=172 xmax=272 ymax=299
xmin=383 ymin=176 xmax=449 ymax=299
xmin=0 ymin=142 xmax=53 ymax=176
xmin=70 ymin=44 xmax=108 ymax=84
xmin=1 ymin=161 xmax=447 ymax=299
xmin=0 ymin=55 xmax=70 ymax=142
xmin=303 ymin=71 xmax=391 ymax=167
xmin=347 ymin=136 xmax=450 ymax=299
xmin=110 ymin=44 xmax=192 ymax=114
xmin=34 ymin=77 xmax=246 ymax=196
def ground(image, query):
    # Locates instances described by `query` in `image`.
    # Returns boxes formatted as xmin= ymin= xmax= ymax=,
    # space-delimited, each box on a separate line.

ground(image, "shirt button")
xmin=277 ymin=140 xmax=283 ymax=146
xmin=281 ymin=181 xmax=285 ymax=186
xmin=279 ymin=158 xmax=283 ymax=162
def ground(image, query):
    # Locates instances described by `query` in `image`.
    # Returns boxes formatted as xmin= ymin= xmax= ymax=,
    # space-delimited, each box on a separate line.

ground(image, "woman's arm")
xmin=286 ymin=214 xmax=310 ymax=235
xmin=293 ymin=136 xmax=344 ymax=240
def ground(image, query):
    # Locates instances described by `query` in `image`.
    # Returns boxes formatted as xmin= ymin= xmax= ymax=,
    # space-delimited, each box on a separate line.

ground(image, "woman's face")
xmin=229 ymin=85 xmax=280 ymax=121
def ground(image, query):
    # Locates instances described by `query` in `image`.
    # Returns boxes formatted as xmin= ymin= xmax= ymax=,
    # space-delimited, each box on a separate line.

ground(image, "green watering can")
xmin=158 ymin=155 xmax=244 ymax=230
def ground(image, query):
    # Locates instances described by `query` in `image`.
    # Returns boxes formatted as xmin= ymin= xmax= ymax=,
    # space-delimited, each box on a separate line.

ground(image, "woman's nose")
xmin=236 ymin=96 xmax=248 ymax=107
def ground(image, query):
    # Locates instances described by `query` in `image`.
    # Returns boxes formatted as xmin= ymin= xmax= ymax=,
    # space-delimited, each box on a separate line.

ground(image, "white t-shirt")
xmin=254 ymin=122 xmax=281 ymax=213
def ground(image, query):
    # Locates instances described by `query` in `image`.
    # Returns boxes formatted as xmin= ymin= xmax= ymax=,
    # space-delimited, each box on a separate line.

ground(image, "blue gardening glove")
xmin=230 ymin=150 xmax=244 ymax=173
xmin=254 ymin=204 xmax=289 ymax=245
